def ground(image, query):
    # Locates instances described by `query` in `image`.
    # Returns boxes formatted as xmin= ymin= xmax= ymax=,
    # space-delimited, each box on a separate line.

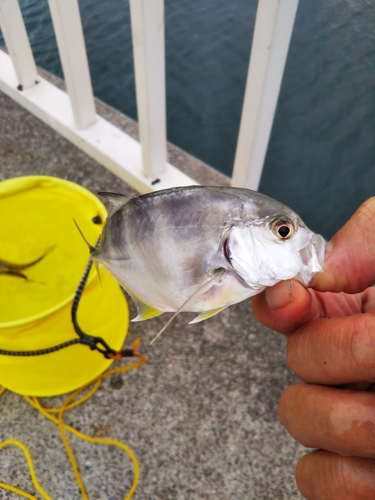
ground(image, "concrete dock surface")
xmin=0 ymin=78 xmax=307 ymax=500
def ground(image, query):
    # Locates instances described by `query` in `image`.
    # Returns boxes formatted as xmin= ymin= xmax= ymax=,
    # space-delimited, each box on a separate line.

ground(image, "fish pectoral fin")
xmin=97 ymin=191 xmax=132 ymax=217
xmin=130 ymin=295 xmax=164 ymax=322
xmin=149 ymin=270 xmax=227 ymax=345
xmin=94 ymin=261 xmax=102 ymax=287
xmin=189 ymin=306 xmax=228 ymax=324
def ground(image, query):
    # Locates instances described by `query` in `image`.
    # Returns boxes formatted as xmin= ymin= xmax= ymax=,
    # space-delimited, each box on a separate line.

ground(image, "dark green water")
xmin=1 ymin=0 xmax=374 ymax=238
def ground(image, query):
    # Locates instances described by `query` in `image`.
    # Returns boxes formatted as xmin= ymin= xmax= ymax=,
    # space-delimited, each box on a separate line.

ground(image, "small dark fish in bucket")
xmin=0 ymin=251 xmax=51 ymax=280
xmin=84 ymin=186 xmax=325 ymax=343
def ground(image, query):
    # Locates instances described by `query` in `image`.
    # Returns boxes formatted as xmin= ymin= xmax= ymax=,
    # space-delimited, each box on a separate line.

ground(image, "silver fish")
xmin=89 ymin=186 xmax=325 ymax=339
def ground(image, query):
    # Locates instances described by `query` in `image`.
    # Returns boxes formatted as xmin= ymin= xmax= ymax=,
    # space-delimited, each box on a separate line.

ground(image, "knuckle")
xmin=278 ymin=384 xmax=300 ymax=430
xmin=350 ymin=314 xmax=375 ymax=379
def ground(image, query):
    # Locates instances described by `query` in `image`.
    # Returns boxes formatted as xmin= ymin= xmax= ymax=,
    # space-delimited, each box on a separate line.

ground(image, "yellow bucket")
xmin=0 ymin=176 xmax=129 ymax=396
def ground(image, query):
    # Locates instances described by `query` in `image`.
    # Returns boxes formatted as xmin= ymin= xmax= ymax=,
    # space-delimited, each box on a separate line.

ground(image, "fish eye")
xmin=270 ymin=218 xmax=294 ymax=240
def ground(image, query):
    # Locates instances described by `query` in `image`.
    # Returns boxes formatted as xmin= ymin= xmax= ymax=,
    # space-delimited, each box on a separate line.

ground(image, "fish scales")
xmin=92 ymin=186 xmax=325 ymax=324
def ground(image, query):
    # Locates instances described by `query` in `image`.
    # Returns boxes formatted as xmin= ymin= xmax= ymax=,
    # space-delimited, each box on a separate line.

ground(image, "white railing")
xmin=0 ymin=0 xmax=298 ymax=193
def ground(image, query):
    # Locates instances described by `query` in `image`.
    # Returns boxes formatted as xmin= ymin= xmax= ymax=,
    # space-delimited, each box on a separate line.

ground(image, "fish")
xmin=87 ymin=186 xmax=325 ymax=341
xmin=0 ymin=249 xmax=53 ymax=280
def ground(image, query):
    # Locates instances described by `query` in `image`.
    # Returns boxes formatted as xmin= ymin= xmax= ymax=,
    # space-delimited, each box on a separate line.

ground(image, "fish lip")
xmin=296 ymin=232 xmax=326 ymax=287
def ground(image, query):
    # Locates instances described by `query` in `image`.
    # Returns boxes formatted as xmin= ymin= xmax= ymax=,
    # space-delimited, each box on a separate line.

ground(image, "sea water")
xmin=1 ymin=0 xmax=374 ymax=238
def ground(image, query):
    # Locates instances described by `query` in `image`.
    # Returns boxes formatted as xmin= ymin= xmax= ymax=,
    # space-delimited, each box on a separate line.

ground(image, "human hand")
xmin=252 ymin=197 xmax=375 ymax=500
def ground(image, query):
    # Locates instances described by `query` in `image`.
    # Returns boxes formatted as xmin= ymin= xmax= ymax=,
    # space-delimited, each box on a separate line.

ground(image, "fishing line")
xmin=0 ymin=339 xmax=146 ymax=500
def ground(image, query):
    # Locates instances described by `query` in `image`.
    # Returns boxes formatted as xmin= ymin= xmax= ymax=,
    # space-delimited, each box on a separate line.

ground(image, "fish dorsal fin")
xmin=73 ymin=219 xmax=97 ymax=254
xmin=189 ymin=306 xmax=228 ymax=324
xmin=130 ymin=293 xmax=164 ymax=322
xmin=97 ymin=192 xmax=132 ymax=217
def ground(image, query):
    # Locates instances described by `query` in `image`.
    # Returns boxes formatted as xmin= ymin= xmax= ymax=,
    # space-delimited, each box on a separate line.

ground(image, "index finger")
xmin=252 ymin=278 xmax=368 ymax=335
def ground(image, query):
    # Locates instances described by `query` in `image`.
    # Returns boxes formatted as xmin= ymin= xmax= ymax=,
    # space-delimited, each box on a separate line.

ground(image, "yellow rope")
xmin=0 ymin=439 xmax=52 ymax=500
xmin=0 ymin=343 xmax=146 ymax=500
xmin=0 ymin=482 xmax=38 ymax=500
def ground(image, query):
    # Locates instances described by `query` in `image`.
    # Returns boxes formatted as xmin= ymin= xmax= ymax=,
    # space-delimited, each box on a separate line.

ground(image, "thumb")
xmin=314 ymin=197 xmax=375 ymax=294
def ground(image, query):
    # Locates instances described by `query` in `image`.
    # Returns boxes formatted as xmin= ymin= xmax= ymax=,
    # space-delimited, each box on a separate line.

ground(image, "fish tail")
xmin=0 ymin=270 xmax=28 ymax=280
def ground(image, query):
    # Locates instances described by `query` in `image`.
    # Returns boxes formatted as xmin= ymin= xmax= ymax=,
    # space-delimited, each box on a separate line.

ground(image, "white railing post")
xmin=129 ymin=0 xmax=167 ymax=179
xmin=0 ymin=0 xmax=38 ymax=90
xmin=231 ymin=0 xmax=299 ymax=190
xmin=47 ymin=0 xmax=96 ymax=129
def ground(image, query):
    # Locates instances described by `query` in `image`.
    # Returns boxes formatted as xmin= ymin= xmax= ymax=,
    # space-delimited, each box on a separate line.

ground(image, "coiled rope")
xmin=0 ymin=339 xmax=146 ymax=500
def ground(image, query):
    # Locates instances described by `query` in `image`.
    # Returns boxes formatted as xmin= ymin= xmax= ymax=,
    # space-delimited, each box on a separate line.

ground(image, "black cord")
xmin=0 ymin=339 xmax=82 ymax=357
xmin=0 ymin=234 xmax=120 ymax=359
xmin=70 ymin=237 xmax=118 ymax=359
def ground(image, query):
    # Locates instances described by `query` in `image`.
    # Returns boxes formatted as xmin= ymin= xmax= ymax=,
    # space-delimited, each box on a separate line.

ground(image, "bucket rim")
xmin=0 ymin=175 xmax=107 ymax=328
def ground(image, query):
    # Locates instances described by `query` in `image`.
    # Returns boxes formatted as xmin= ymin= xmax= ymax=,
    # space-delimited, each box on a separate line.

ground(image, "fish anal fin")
xmin=189 ymin=306 xmax=228 ymax=324
xmin=130 ymin=295 xmax=164 ymax=322
xmin=97 ymin=192 xmax=132 ymax=217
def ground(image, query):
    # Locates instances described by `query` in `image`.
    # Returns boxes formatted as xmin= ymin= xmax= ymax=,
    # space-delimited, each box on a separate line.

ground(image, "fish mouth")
xmin=296 ymin=233 xmax=326 ymax=286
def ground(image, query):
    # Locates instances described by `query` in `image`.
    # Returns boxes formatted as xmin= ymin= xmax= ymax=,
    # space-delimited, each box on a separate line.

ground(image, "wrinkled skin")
xmin=252 ymin=197 xmax=375 ymax=500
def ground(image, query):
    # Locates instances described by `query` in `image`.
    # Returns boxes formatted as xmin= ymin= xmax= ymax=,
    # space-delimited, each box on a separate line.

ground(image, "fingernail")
xmin=265 ymin=280 xmax=295 ymax=310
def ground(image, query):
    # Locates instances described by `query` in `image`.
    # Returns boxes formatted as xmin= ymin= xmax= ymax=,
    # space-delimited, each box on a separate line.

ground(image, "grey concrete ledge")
xmin=0 ymin=70 xmax=305 ymax=500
